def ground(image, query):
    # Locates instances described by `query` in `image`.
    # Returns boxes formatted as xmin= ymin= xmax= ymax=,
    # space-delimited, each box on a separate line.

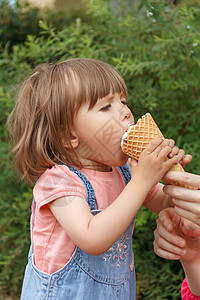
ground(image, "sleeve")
xmin=144 ymin=183 xmax=159 ymax=203
xmin=181 ymin=278 xmax=200 ymax=300
xmin=33 ymin=164 xmax=86 ymax=210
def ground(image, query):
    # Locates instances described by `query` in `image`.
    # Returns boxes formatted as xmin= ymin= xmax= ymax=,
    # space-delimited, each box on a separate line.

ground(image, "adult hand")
xmin=162 ymin=171 xmax=200 ymax=226
xmin=154 ymin=207 xmax=200 ymax=297
xmin=154 ymin=208 xmax=200 ymax=261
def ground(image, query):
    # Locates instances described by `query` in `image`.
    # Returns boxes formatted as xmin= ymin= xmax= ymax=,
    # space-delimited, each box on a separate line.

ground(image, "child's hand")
xmin=131 ymin=137 xmax=184 ymax=189
xmin=179 ymin=154 xmax=193 ymax=168
xmin=154 ymin=208 xmax=200 ymax=261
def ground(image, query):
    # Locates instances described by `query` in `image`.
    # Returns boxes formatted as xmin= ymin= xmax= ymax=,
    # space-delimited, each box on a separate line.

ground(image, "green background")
xmin=0 ymin=0 xmax=200 ymax=299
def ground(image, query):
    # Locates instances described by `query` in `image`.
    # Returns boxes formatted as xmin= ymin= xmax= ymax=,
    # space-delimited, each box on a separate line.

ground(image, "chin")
xmin=120 ymin=157 xmax=129 ymax=166
xmin=112 ymin=155 xmax=129 ymax=167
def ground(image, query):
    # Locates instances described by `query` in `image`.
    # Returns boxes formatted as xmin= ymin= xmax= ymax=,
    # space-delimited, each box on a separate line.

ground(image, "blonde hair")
xmin=7 ymin=58 xmax=127 ymax=184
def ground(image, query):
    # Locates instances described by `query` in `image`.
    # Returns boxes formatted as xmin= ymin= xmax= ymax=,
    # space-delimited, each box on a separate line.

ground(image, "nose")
xmin=120 ymin=104 xmax=132 ymax=122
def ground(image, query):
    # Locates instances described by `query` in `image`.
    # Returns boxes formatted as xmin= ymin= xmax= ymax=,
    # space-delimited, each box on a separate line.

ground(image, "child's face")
xmin=72 ymin=93 xmax=134 ymax=171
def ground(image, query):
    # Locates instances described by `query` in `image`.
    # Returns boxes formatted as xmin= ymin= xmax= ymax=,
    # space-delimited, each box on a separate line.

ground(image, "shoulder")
xmin=34 ymin=164 xmax=86 ymax=205
xmin=37 ymin=164 xmax=82 ymax=187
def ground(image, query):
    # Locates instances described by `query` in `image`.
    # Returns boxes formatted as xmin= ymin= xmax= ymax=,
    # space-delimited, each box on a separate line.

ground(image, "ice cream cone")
xmin=121 ymin=113 xmax=164 ymax=160
xmin=121 ymin=113 xmax=193 ymax=189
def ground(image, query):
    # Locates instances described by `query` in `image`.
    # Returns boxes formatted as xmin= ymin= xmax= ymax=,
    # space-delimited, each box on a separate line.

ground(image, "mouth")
xmin=121 ymin=123 xmax=135 ymax=147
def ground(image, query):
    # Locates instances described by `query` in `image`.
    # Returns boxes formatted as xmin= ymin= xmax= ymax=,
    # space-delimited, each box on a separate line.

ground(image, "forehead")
xmin=96 ymin=92 xmax=125 ymax=103
xmin=63 ymin=63 xmax=127 ymax=113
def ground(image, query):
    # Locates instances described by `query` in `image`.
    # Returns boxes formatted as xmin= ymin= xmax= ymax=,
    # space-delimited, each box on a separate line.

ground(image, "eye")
xmin=121 ymin=99 xmax=127 ymax=105
xmin=100 ymin=104 xmax=111 ymax=111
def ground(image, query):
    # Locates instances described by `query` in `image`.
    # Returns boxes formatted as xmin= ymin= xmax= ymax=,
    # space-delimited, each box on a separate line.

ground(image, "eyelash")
xmin=100 ymin=100 xmax=127 ymax=111
xmin=100 ymin=104 xmax=111 ymax=111
xmin=121 ymin=99 xmax=127 ymax=105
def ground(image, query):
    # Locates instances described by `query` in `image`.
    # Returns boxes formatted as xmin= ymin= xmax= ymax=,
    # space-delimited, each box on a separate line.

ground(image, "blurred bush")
xmin=0 ymin=0 xmax=86 ymax=50
xmin=0 ymin=0 xmax=200 ymax=298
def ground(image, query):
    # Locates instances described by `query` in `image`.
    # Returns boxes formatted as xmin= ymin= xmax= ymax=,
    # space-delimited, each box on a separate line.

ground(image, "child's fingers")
xmin=168 ymin=145 xmax=179 ymax=158
xmin=144 ymin=138 xmax=177 ymax=160
xmin=176 ymin=149 xmax=185 ymax=163
xmin=158 ymin=145 xmax=176 ymax=161
xmin=130 ymin=159 xmax=138 ymax=168
xmin=164 ymin=154 xmax=180 ymax=170
xmin=168 ymin=139 xmax=175 ymax=148
xmin=129 ymin=159 xmax=138 ymax=175
xmin=180 ymin=154 xmax=192 ymax=168
xmin=162 ymin=139 xmax=185 ymax=162
xmin=150 ymin=138 xmax=173 ymax=158
xmin=143 ymin=137 xmax=164 ymax=154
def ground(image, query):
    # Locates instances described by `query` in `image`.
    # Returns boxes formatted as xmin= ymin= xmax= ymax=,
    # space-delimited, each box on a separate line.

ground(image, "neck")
xmin=77 ymin=157 xmax=112 ymax=172
xmin=83 ymin=164 xmax=112 ymax=172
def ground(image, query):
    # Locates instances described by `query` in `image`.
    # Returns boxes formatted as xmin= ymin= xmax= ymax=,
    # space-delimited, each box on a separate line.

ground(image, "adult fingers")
xmin=180 ymin=219 xmax=200 ymax=237
xmin=173 ymin=198 xmax=200 ymax=213
xmin=153 ymin=229 xmax=186 ymax=259
xmin=163 ymin=185 xmax=200 ymax=202
xmin=173 ymin=204 xmax=200 ymax=226
xmin=156 ymin=217 xmax=185 ymax=247
xmin=163 ymin=171 xmax=200 ymax=189
xmin=158 ymin=207 xmax=177 ymax=231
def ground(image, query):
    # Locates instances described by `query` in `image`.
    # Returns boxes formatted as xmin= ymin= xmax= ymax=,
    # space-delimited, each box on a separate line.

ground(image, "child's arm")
xmin=143 ymin=153 xmax=191 ymax=214
xmin=154 ymin=208 xmax=200 ymax=297
xmin=49 ymin=138 xmax=179 ymax=255
xmin=142 ymin=183 xmax=172 ymax=214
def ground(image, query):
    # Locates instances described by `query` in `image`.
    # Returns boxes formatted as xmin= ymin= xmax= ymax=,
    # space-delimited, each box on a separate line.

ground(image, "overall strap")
xmin=60 ymin=163 xmax=131 ymax=211
xmin=118 ymin=163 xmax=136 ymax=223
xmin=67 ymin=165 xmax=98 ymax=211
xmin=117 ymin=162 xmax=131 ymax=185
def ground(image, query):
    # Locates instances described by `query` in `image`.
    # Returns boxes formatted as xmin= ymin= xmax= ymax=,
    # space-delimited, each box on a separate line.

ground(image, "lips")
xmin=121 ymin=123 xmax=135 ymax=147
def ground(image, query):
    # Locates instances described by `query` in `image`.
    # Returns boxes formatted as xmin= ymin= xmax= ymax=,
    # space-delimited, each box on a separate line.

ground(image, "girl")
xmin=154 ymin=171 xmax=200 ymax=299
xmin=8 ymin=58 xmax=186 ymax=299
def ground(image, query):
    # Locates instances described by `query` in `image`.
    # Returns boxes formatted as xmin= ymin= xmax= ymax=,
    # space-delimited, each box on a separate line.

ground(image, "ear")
xmin=70 ymin=130 xmax=79 ymax=149
xmin=63 ymin=130 xmax=79 ymax=149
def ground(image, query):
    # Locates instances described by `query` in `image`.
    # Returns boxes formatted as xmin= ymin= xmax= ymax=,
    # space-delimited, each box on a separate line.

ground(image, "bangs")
xmin=60 ymin=58 xmax=127 ymax=112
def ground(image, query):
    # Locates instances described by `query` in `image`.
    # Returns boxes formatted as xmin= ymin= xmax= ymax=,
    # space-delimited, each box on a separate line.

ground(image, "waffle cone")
xmin=121 ymin=113 xmax=193 ymax=189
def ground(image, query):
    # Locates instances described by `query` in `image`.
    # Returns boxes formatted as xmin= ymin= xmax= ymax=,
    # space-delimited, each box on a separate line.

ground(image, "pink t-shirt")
xmin=32 ymin=164 xmax=159 ymax=274
xmin=181 ymin=278 xmax=200 ymax=300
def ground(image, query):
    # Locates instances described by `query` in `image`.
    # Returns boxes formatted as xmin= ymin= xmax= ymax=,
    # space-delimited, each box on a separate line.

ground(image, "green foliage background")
xmin=0 ymin=0 xmax=200 ymax=298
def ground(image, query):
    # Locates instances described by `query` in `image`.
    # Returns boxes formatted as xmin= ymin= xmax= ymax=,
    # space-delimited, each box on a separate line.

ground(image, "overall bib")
xmin=21 ymin=163 xmax=136 ymax=299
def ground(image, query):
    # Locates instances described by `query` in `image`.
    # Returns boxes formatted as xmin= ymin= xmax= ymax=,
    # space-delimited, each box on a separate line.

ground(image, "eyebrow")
xmin=91 ymin=95 xmax=113 ymax=111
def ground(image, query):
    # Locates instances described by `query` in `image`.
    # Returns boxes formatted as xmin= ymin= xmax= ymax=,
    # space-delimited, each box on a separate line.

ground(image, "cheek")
xmin=93 ymin=122 xmax=124 ymax=155
xmin=74 ymin=115 xmax=95 ymax=141
xmin=130 ymin=113 xmax=134 ymax=124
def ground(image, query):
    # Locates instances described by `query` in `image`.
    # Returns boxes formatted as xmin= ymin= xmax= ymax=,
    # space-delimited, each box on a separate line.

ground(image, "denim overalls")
xmin=21 ymin=163 xmax=136 ymax=299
